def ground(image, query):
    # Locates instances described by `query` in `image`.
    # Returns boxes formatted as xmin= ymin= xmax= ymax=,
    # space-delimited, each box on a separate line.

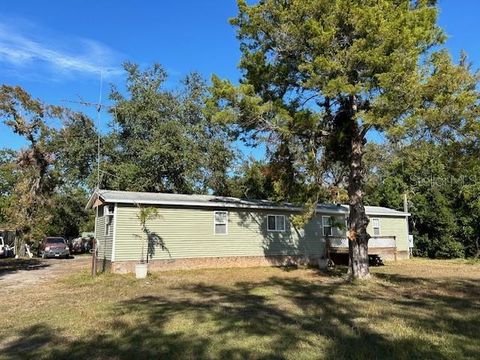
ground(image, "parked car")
xmin=38 ymin=237 xmax=70 ymax=259
xmin=84 ymin=237 xmax=93 ymax=253
xmin=70 ymin=237 xmax=84 ymax=254
xmin=68 ymin=236 xmax=94 ymax=254
xmin=0 ymin=236 xmax=5 ymax=258
xmin=1 ymin=237 xmax=12 ymax=258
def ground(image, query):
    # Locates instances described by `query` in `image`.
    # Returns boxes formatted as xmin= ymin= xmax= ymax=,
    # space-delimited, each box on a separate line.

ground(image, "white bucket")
xmin=135 ymin=263 xmax=148 ymax=279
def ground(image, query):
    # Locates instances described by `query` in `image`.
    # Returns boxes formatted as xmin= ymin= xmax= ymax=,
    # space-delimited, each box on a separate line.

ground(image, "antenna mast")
xmin=62 ymin=71 xmax=115 ymax=190
xmin=96 ymin=71 xmax=103 ymax=189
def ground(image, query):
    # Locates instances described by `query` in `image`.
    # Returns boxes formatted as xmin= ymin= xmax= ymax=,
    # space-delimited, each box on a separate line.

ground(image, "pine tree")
xmin=210 ymin=0 xmax=479 ymax=279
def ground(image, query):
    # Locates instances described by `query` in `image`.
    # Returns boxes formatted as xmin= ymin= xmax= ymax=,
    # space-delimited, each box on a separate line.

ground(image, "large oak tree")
xmin=105 ymin=63 xmax=235 ymax=195
xmin=0 ymin=86 xmax=97 ymax=243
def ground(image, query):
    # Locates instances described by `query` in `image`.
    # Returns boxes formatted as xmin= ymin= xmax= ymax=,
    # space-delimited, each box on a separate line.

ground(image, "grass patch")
xmin=0 ymin=260 xmax=479 ymax=359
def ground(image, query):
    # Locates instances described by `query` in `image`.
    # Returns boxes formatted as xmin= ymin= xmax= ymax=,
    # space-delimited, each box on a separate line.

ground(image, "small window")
xmin=372 ymin=218 xmax=380 ymax=236
xmin=104 ymin=204 xmax=114 ymax=216
xmin=105 ymin=214 xmax=113 ymax=236
xmin=267 ymin=215 xmax=286 ymax=232
xmin=104 ymin=205 xmax=114 ymax=236
xmin=214 ymin=211 xmax=228 ymax=235
xmin=322 ymin=216 xmax=332 ymax=237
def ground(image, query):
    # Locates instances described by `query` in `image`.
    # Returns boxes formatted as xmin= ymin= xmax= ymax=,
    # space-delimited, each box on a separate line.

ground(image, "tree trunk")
xmin=347 ymin=121 xmax=371 ymax=280
xmin=141 ymin=230 xmax=145 ymax=264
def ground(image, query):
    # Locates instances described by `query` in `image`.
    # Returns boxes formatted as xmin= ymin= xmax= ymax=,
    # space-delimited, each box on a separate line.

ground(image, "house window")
xmin=372 ymin=218 xmax=380 ymax=236
xmin=104 ymin=204 xmax=114 ymax=216
xmin=322 ymin=216 xmax=332 ymax=237
xmin=104 ymin=205 xmax=114 ymax=236
xmin=105 ymin=216 xmax=113 ymax=236
xmin=267 ymin=215 xmax=286 ymax=232
xmin=214 ymin=211 xmax=228 ymax=235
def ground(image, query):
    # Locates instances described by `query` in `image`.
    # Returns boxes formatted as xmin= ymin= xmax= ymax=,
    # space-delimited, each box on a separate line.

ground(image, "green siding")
xmin=113 ymin=205 xmax=342 ymax=262
xmin=367 ymin=216 xmax=409 ymax=251
xmin=95 ymin=206 xmax=113 ymax=261
xmin=107 ymin=204 xmax=408 ymax=262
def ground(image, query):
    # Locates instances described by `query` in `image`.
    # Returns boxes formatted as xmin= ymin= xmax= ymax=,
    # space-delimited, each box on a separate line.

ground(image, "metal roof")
xmin=86 ymin=189 xmax=410 ymax=216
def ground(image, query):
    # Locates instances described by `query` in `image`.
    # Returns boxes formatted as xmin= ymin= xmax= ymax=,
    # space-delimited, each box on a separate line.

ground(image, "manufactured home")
xmin=86 ymin=189 xmax=410 ymax=273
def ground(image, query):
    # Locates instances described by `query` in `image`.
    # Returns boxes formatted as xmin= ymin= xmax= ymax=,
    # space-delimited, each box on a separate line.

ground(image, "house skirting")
xmin=96 ymin=257 xmax=112 ymax=273
xmin=383 ymin=250 xmax=409 ymax=261
xmin=98 ymin=252 xmax=408 ymax=274
xmin=369 ymin=249 xmax=409 ymax=261
xmin=106 ymin=255 xmax=323 ymax=274
xmin=329 ymin=248 xmax=409 ymax=261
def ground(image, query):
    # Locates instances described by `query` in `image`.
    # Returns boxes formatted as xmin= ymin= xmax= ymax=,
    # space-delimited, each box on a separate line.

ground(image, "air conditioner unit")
xmin=104 ymin=205 xmax=114 ymax=216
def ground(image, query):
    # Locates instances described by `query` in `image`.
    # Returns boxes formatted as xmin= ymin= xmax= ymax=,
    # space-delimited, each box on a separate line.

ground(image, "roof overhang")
xmin=85 ymin=189 xmax=410 ymax=217
xmin=363 ymin=211 xmax=410 ymax=217
xmin=85 ymin=189 xmax=106 ymax=210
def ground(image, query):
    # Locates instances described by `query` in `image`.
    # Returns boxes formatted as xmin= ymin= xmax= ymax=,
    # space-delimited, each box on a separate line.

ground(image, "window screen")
xmin=322 ymin=216 xmax=332 ymax=237
xmin=372 ymin=218 xmax=380 ymax=236
xmin=267 ymin=215 xmax=286 ymax=232
xmin=214 ymin=211 xmax=228 ymax=235
xmin=105 ymin=214 xmax=113 ymax=236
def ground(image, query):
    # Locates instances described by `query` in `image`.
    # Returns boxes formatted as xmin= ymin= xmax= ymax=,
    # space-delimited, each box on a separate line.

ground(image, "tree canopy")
xmin=102 ymin=63 xmax=235 ymax=195
xmin=365 ymin=140 xmax=480 ymax=258
xmin=0 ymin=85 xmax=96 ymax=242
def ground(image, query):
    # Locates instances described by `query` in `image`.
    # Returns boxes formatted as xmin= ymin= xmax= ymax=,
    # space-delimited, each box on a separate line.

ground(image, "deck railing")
xmin=326 ymin=236 xmax=398 ymax=261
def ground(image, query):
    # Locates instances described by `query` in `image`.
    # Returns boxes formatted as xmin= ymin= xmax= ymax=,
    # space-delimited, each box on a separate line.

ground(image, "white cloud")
xmin=0 ymin=19 xmax=123 ymax=79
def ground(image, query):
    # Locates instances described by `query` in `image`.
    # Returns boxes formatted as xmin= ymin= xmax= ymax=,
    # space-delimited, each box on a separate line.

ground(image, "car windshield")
xmin=46 ymin=238 xmax=65 ymax=244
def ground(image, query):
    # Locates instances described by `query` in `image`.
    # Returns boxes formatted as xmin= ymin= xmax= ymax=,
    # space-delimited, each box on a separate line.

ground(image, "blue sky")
xmin=0 ymin=0 xmax=479 ymax=154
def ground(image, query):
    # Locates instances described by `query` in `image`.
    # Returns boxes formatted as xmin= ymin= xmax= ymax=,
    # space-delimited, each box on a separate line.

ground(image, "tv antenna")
xmin=95 ymin=72 xmax=103 ymax=188
xmin=62 ymin=71 xmax=114 ymax=277
xmin=62 ymin=71 xmax=116 ymax=189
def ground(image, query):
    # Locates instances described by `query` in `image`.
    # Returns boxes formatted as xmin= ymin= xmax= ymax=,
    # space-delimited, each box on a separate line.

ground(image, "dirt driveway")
xmin=0 ymin=256 xmax=90 ymax=292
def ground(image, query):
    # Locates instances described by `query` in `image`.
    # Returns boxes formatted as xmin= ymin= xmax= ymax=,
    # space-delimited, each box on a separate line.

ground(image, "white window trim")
xmin=105 ymin=215 xmax=112 ymax=236
xmin=214 ymin=211 xmax=228 ymax=235
xmin=372 ymin=218 xmax=381 ymax=236
xmin=111 ymin=203 xmax=117 ymax=261
xmin=322 ymin=216 xmax=333 ymax=237
xmin=267 ymin=214 xmax=286 ymax=232
xmin=104 ymin=204 xmax=114 ymax=236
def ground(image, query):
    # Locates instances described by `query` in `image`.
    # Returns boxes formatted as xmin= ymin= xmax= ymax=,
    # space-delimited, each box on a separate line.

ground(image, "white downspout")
xmin=111 ymin=203 xmax=117 ymax=262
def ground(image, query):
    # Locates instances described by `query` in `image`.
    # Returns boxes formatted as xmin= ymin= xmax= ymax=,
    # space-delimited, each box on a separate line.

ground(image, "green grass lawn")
xmin=1 ymin=259 xmax=479 ymax=360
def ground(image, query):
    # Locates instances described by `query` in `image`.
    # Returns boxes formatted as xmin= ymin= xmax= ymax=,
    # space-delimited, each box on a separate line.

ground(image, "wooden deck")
xmin=326 ymin=236 xmax=398 ymax=261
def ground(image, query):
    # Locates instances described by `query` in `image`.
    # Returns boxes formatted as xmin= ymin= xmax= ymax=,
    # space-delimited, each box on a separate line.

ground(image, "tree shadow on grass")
xmin=0 ymin=258 xmax=49 ymax=278
xmin=1 ymin=272 xmax=479 ymax=359
xmin=0 ymin=321 xmax=208 ymax=360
